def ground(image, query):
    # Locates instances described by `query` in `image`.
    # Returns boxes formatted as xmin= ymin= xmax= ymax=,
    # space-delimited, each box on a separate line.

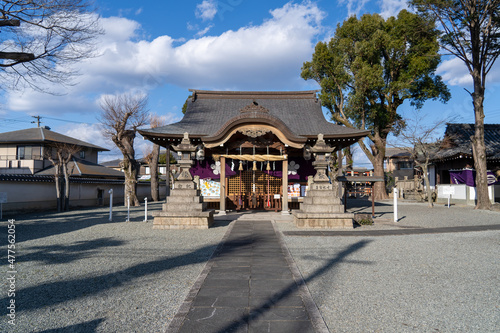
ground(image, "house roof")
xmin=36 ymin=158 xmax=124 ymax=178
xmin=385 ymin=148 xmax=412 ymax=159
xmin=0 ymin=127 xmax=108 ymax=151
xmin=139 ymin=90 xmax=369 ymax=146
xmin=100 ymin=159 xmax=122 ymax=168
xmin=433 ymin=123 xmax=500 ymax=161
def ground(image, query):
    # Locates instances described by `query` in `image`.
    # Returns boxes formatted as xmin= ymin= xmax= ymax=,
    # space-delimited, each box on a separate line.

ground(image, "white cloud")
xmin=195 ymin=0 xmax=217 ymax=21
xmin=4 ymin=3 xmax=324 ymax=118
xmin=437 ymin=57 xmax=472 ymax=86
xmin=195 ymin=24 xmax=214 ymax=37
xmin=62 ymin=123 xmax=111 ymax=150
xmin=338 ymin=0 xmax=370 ymax=17
xmin=379 ymin=0 xmax=408 ymax=19
xmin=438 ymin=55 xmax=500 ymax=88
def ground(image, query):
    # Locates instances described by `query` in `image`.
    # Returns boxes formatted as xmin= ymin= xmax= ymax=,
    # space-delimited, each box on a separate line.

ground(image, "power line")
xmin=42 ymin=116 xmax=96 ymax=125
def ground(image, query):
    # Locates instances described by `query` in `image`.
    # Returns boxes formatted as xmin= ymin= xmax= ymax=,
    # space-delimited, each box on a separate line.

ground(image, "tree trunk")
xmin=372 ymin=153 xmax=388 ymax=200
xmin=471 ymin=73 xmax=491 ymax=209
xmin=63 ymin=163 xmax=71 ymax=211
xmin=123 ymin=158 xmax=140 ymax=206
xmin=150 ymin=143 xmax=160 ymax=201
xmin=422 ymin=163 xmax=433 ymax=208
xmin=371 ymin=136 xmax=388 ymax=200
xmin=344 ymin=146 xmax=353 ymax=171
xmin=55 ymin=175 xmax=62 ymax=212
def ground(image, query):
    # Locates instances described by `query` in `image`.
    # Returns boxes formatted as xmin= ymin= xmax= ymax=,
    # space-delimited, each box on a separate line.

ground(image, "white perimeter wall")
xmin=0 ymin=180 xmax=166 ymax=212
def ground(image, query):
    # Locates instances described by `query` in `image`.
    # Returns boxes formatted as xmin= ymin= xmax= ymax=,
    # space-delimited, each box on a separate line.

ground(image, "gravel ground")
xmin=276 ymin=200 xmax=500 ymax=332
xmin=346 ymin=199 xmax=500 ymax=228
xmin=1 ymin=200 xmax=499 ymax=332
xmin=0 ymin=203 xmax=229 ymax=333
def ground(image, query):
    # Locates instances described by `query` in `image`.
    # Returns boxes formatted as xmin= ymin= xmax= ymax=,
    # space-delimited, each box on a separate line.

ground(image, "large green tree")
xmin=411 ymin=0 xmax=500 ymax=209
xmin=302 ymin=10 xmax=450 ymax=199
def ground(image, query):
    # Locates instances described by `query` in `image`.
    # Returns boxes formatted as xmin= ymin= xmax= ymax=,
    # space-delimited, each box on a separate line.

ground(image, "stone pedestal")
xmin=152 ymin=186 xmax=214 ymax=229
xmin=152 ymin=132 xmax=214 ymax=229
xmin=293 ymin=182 xmax=354 ymax=228
xmin=293 ymin=134 xmax=354 ymax=229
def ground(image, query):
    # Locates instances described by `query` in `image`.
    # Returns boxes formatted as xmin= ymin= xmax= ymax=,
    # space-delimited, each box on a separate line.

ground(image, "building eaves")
xmin=139 ymin=90 xmax=369 ymax=142
xmin=0 ymin=127 xmax=109 ymax=151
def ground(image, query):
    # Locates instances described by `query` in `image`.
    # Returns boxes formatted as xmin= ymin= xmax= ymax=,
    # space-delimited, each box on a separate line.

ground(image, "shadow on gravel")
xmin=213 ymin=240 xmax=372 ymax=333
xmin=0 ymin=236 xmax=250 ymax=313
xmin=16 ymin=238 xmax=126 ymax=265
xmin=38 ymin=318 xmax=104 ymax=333
xmin=1 ymin=210 xmax=138 ymax=244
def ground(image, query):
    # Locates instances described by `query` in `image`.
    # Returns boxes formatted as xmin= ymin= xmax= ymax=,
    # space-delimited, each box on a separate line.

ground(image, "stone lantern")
xmin=152 ymin=132 xmax=214 ymax=229
xmin=293 ymin=134 xmax=354 ymax=228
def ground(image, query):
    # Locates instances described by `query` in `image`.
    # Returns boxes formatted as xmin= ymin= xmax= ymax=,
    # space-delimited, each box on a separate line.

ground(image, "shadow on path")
xmin=197 ymin=239 xmax=372 ymax=333
xmin=0 ymin=236 xmax=251 ymax=313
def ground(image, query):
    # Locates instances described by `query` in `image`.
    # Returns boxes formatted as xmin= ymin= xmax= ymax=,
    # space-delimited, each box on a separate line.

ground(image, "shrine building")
xmin=139 ymin=90 xmax=368 ymax=229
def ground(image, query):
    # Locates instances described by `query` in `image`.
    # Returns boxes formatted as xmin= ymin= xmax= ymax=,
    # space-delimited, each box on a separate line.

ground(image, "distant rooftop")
xmin=0 ymin=127 xmax=108 ymax=151
xmin=433 ymin=123 xmax=500 ymax=161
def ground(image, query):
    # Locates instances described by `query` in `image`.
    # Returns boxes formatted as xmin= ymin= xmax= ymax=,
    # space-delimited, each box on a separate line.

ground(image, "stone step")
xmin=162 ymin=202 xmax=205 ymax=212
xmin=166 ymin=196 xmax=203 ymax=204
xmin=300 ymin=204 xmax=345 ymax=214
xmin=305 ymin=189 xmax=338 ymax=197
xmin=169 ymin=189 xmax=201 ymax=197
xmin=303 ymin=196 xmax=341 ymax=205
xmin=293 ymin=211 xmax=354 ymax=219
xmin=153 ymin=210 xmax=214 ymax=218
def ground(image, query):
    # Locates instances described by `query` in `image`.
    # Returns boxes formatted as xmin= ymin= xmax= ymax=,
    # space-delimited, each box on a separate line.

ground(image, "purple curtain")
xmin=449 ymin=169 xmax=499 ymax=186
xmin=190 ymin=157 xmax=316 ymax=181
xmin=190 ymin=159 xmax=237 ymax=179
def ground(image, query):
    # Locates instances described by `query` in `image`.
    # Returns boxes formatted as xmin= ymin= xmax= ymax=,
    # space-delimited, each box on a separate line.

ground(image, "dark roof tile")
xmin=0 ymin=128 xmax=108 ymax=151
xmin=140 ymin=90 xmax=368 ymax=140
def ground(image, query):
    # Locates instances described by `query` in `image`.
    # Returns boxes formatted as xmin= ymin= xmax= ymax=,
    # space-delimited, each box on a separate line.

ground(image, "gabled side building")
xmin=430 ymin=123 xmax=500 ymax=204
xmin=0 ymin=127 xmax=133 ymax=212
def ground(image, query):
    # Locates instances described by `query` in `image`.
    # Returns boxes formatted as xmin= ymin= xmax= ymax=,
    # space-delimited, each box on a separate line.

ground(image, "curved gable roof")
xmin=140 ymin=90 xmax=368 ymax=142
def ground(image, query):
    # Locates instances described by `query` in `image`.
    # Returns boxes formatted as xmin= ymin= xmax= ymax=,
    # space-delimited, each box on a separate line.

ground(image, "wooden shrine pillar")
xmin=282 ymin=158 xmax=289 ymax=215
xmin=166 ymin=147 xmax=171 ymax=197
xmin=219 ymin=156 xmax=226 ymax=215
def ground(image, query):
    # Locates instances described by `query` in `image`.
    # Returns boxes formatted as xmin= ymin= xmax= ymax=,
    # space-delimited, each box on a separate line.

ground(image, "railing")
xmin=0 ymin=154 xmax=44 ymax=160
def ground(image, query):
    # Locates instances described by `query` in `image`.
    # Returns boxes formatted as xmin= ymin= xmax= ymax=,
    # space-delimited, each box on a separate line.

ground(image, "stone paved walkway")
xmin=168 ymin=219 xmax=328 ymax=333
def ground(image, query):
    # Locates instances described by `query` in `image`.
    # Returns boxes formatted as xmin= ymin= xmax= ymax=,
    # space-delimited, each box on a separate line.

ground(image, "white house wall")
xmin=0 ymin=180 xmax=166 ymax=213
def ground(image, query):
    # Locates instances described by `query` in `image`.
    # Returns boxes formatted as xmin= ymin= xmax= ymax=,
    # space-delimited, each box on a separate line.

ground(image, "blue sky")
xmin=1 ymin=0 xmax=499 ymax=165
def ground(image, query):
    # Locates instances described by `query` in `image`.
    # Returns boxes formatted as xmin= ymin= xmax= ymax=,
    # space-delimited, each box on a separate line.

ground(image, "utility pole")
xmin=31 ymin=115 xmax=42 ymax=128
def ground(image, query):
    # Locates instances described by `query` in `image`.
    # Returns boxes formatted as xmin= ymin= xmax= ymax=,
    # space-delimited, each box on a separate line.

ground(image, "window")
xmin=16 ymin=145 xmax=39 ymax=159
xmin=398 ymin=161 xmax=413 ymax=169
xmin=17 ymin=146 xmax=25 ymax=159
xmin=79 ymin=150 xmax=86 ymax=159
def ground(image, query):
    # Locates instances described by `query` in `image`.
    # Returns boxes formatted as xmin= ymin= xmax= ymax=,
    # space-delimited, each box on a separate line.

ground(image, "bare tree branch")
xmin=0 ymin=0 xmax=103 ymax=92
xmin=99 ymin=92 xmax=150 ymax=206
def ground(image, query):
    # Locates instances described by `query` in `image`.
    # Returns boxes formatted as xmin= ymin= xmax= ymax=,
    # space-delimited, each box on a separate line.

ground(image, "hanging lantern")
xmin=303 ymin=145 xmax=312 ymax=161
xmin=252 ymin=145 xmax=257 ymax=170
xmin=195 ymin=144 xmax=205 ymax=161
